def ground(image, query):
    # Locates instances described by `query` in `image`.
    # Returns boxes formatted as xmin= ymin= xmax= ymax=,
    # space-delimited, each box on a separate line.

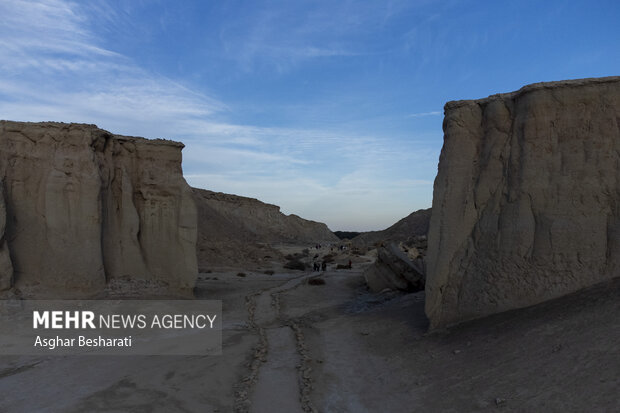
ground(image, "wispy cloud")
xmin=217 ymin=1 xmax=422 ymax=73
xmin=0 ymin=0 xmax=226 ymax=138
xmin=407 ymin=110 xmax=442 ymax=118
xmin=0 ymin=0 xmax=437 ymax=231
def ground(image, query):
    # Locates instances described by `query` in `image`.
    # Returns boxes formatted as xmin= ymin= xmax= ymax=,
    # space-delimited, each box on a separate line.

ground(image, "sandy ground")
xmin=0 ymin=246 xmax=619 ymax=412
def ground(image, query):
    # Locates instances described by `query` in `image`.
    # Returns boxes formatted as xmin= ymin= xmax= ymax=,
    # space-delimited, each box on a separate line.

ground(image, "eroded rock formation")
xmin=0 ymin=121 xmax=197 ymax=297
xmin=426 ymin=76 xmax=620 ymax=328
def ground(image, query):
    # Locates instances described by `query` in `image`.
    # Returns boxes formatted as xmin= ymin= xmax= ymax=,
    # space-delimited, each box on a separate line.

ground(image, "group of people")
xmin=309 ymin=241 xmax=352 ymax=272
xmin=315 ymin=243 xmax=349 ymax=252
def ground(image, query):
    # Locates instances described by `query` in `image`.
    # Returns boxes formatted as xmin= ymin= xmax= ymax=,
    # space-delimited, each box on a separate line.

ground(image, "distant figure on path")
xmin=348 ymin=260 xmax=352 ymax=269
xmin=321 ymin=261 xmax=327 ymax=271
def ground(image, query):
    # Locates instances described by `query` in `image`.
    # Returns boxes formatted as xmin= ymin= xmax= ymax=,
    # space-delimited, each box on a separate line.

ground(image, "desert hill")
xmin=351 ymin=208 xmax=431 ymax=248
xmin=192 ymin=188 xmax=339 ymax=269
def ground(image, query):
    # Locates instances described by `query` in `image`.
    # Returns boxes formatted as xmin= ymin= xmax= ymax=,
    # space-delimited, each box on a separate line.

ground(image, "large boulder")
xmin=426 ymin=77 xmax=620 ymax=328
xmin=364 ymin=242 xmax=425 ymax=292
xmin=0 ymin=121 xmax=197 ymax=297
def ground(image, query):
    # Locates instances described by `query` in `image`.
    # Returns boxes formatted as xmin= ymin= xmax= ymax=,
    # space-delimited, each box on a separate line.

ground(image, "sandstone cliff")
xmin=192 ymin=188 xmax=338 ymax=269
xmin=426 ymin=76 xmax=620 ymax=328
xmin=0 ymin=121 xmax=197 ymax=297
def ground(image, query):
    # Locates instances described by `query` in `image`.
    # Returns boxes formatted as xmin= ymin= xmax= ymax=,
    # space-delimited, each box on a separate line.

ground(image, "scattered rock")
xmin=364 ymin=242 xmax=425 ymax=292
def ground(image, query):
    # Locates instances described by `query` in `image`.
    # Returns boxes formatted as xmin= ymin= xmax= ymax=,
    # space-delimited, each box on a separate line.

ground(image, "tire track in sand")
xmin=233 ymin=273 xmax=319 ymax=413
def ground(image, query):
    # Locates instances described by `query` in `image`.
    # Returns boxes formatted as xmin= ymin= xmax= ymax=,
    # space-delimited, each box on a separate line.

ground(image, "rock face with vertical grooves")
xmin=426 ymin=77 xmax=620 ymax=328
xmin=0 ymin=121 xmax=197 ymax=297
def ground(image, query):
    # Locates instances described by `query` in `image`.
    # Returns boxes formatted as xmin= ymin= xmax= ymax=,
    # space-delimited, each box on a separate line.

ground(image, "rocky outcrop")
xmin=353 ymin=209 xmax=430 ymax=292
xmin=0 ymin=121 xmax=197 ymax=297
xmin=192 ymin=188 xmax=338 ymax=269
xmin=426 ymin=77 xmax=620 ymax=328
xmin=364 ymin=242 xmax=425 ymax=292
xmin=351 ymin=208 xmax=431 ymax=248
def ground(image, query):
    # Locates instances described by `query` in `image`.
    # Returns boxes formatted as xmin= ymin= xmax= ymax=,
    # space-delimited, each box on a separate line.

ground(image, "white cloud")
xmin=0 ymin=0 xmax=226 ymax=138
xmin=0 ymin=0 xmax=437 ymax=231
xmin=407 ymin=110 xmax=442 ymax=118
xmin=217 ymin=1 xmax=419 ymax=73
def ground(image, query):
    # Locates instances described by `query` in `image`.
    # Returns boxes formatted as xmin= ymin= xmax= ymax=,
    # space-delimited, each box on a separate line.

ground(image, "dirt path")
xmin=1 ymin=258 xmax=619 ymax=412
xmin=234 ymin=271 xmax=321 ymax=413
xmin=251 ymin=327 xmax=301 ymax=412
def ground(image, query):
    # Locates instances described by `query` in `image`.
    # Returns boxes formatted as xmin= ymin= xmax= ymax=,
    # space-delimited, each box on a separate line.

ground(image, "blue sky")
xmin=1 ymin=0 xmax=619 ymax=231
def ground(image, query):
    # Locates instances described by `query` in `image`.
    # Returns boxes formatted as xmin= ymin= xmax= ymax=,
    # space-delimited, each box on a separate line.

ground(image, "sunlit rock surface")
xmin=426 ymin=77 xmax=620 ymax=328
xmin=0 ymin=121 xmax=197 ymax=297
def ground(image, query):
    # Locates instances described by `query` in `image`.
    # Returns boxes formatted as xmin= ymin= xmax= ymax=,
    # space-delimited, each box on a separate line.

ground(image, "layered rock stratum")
xmin=426 ymin=76 xmax=620 ymax=328
xmin=192 ymin=188 xmax=338 ymax=269
xmin=0 ymin=121 xmax=197 ymax=297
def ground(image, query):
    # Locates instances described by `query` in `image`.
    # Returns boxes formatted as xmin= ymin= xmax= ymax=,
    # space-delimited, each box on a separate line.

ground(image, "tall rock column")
xmin=0 ymin=121 xmax=197 ymax=297
xmin=0 ymin=122 xmax=106 ymax=295
xmin=98 ymin=135 xmax=198 ymax=292
xmin=426 ymin=77 xmax=620 ymax=328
